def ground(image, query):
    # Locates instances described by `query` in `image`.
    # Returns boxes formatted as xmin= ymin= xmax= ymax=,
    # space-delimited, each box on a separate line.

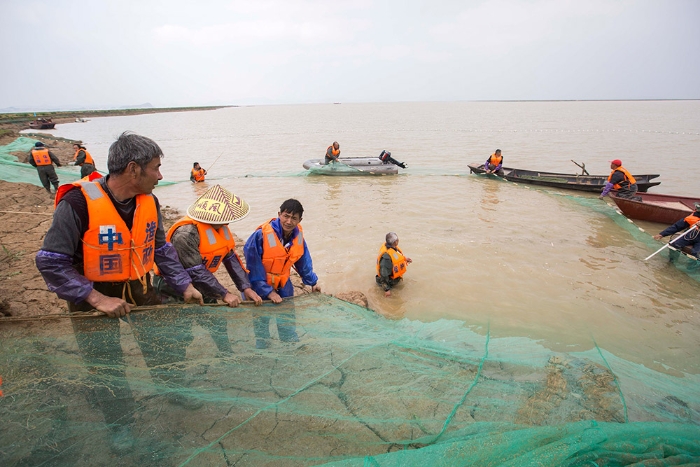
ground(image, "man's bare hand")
xmin=223 ymin=292 xmax=242 ymax=307
xmin=183 ymin=284 xmax=204 ymax=305
xmin=268 ymin=291 xmax=283 ymax=304
xmin=244 ymin=288 xmax=263 ymax=305
xmin=86 ymin=290 xmax=134 ymax=318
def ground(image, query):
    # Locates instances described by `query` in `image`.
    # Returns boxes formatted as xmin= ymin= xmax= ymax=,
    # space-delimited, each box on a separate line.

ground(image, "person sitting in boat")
xmin=72 ymin=143 xmax=97 ymax=178
xmin=190 ymin=162 xmax=207 ymax=183
xmin=599 ymin=159 xmax=639 ymax=200
xmin=484 ymin=149 xmax=504 ymax=176
xmin=378 ymin=150 xmax=407 ymax=168
xmin=652 ymin=202 xmax=700 ymax=259
xmin=324 ymin=142 xmax=340 ymax=165
xmin=376 ymin=232 xmax=412 ymax=298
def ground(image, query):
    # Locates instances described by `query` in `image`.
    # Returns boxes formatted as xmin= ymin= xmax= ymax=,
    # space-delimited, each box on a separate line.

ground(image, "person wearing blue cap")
xmin=28 ymin=141 xmax=62 ymax=195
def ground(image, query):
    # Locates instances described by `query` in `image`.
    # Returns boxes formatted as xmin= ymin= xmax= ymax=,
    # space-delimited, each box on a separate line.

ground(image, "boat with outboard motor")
xmin=468 ymin=162 xmax=661 ymax=193
xmin=303 ymin=150 xmax=407 ymax=176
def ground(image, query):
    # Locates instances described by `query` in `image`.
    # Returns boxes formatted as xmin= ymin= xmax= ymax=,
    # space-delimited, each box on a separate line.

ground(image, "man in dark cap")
xmin=28 ymin=141 xmax=62 ymax=195
xmin=600 ymin=159 xmax=639 ymax=200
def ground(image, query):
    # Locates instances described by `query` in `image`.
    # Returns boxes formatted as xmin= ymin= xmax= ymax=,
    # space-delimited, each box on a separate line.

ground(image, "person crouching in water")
xmin=376 ymin=232 xmax=412 ymax=297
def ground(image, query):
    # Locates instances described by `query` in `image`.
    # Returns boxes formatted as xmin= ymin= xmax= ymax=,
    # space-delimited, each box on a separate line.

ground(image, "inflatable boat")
xmin=303 ymin=151 xmax=407 ymax=176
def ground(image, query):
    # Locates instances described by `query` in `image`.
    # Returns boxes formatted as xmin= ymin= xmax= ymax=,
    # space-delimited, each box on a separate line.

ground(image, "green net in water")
xmin=1 ymin=294 xmax=698 ymax=466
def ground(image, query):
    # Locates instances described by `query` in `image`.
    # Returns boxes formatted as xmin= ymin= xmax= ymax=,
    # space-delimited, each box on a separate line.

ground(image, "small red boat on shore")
xmin=28 ymin=118 xmax=55 ymax=129
xmin=611 ymin=192 xmax=700 ymax=224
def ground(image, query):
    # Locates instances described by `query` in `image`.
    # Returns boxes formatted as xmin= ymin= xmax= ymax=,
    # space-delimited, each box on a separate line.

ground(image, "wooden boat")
xmin=28 ymin=118 xmax=55 ymax=129
xmin=610 ymin=192 xmax=700 ymax=224
xmin=303 ymin=155 xmax=405 ymax=176
xmin=468 ymin=163 xmax=661 ymax=193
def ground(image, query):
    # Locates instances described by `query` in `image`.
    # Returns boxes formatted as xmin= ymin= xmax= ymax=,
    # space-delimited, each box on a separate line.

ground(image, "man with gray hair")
xmin=376 ymin=232 xmax=412 ymax=297
xmin=36 ymin=131 xmax=203 ymax=454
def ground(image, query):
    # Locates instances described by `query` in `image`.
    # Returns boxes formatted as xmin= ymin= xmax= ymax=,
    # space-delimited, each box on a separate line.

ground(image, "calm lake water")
xmin=39 ymin=101 xmax=700 ymax=375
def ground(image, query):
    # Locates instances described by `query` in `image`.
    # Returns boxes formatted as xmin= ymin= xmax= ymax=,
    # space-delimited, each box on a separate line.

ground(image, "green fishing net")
xmin=1 ymin=294 xmax=699 ymax=466
xmin=307 ymin=162 xmax=366 ymax=175
xmin=0 ymin=138 xmax=177 ymax=187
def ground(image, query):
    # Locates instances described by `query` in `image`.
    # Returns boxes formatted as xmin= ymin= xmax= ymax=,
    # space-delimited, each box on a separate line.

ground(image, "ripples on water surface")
xmin=44 ymin=101 xmax=700 ymax=374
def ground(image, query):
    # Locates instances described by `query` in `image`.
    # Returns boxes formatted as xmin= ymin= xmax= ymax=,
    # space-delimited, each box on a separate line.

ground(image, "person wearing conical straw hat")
xmin=155 ymin=184 xmax=262 ymax=307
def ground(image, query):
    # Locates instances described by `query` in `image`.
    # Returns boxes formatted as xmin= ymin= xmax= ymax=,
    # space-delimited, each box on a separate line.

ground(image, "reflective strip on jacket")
xmin=191 ymin=168 xmax=206 ymax=182
xmin=55 ymin=180 xmax=158 ymax=282
xmin=73 ymin=148 xmax=94 ymax=165
xmin=607 ymin=166 xmax=636 ymax=189
xmin=31 ymin=148 xmax=52 ymax=166
xmin=376 ymin=244 xmax=408 ymax=280
xmin=260 ymin=219 xmax=304 ymax=289
xmin=166 ymin=216 xmax=241 ymax=273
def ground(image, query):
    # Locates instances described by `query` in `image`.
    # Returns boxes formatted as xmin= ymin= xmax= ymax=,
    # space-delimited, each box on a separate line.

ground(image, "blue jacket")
xmin=244 ymin=217 xmax=318 ymax=299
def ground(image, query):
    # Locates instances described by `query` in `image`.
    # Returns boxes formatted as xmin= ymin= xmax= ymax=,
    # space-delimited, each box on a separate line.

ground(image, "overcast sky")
xmin=1 ymin=0 xmax=698 ymax=110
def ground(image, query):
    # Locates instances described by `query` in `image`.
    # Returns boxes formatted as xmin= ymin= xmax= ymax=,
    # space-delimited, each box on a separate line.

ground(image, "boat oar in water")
xmin=645 ymin=224 xmax=699 ymax=261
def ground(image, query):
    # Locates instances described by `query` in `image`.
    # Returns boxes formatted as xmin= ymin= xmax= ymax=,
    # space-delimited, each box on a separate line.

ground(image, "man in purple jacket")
xmin=36 ymin=132 xmax=203 ymax=454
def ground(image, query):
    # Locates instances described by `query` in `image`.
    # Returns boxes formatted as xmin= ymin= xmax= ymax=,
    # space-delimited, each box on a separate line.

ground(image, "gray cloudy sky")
xmin=1 ymin=0 xmax=698 ymax=110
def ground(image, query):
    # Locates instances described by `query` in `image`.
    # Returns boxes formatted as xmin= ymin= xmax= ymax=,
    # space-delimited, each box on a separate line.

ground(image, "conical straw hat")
xmin=186 ymin=185 xmax=250 ymax=224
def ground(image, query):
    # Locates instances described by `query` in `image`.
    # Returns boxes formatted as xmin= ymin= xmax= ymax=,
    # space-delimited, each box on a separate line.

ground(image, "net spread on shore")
xmin=1 ymin=294 xmax=699 ymax=466
xmin=0 ymin=138 xmax=176 ymax=187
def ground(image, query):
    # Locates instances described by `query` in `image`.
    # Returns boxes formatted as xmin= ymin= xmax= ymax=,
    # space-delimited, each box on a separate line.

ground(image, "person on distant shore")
xmin=652 ymin=202 xmax=700 ymax=258
xmin=190 ymin=162 xmax=207 ymax=183
xmin=324 ymin=142 xmax=340 ymax=165
xmin=155 ymin=184 xmax=262 ymax=307
xmin=375 ymin=232 xmax=412 ymax=297
xmin=244 ymin=199 xmax=320 ymax=348
xmin=73 ymin=143 xmax=96 ymax=178
xmin=35 ymin=132 xmax=203 ymax=454
xmin=599 ymin=159 xmax=639 ymax=200
xmin=484 ymin=149 xmax=504 ymax=176
xmin=28 ymin=141 xmax=61 ymax=195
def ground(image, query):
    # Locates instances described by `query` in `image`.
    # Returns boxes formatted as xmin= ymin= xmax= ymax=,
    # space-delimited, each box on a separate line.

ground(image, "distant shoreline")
xmin=0 ymin=105 xmax=231 ymax=144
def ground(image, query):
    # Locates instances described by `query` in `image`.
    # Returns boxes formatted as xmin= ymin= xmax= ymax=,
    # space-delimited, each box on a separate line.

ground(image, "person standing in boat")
xmin=190 ymin=162 xmax=207 ymax=183
xmin=376 ymin=232 xmax=412 ymax=298
xmin=324 ymin=142 xmax=340 ymax=165
xmin=28 ymin=141 xmax=62 ymax=195
xmin=73 ymin=143 xmax=97 ymax=178
xmin=599 ymin=159 xmax=638 ymax=200
xmin=652 ymin=202 xmax=700 ymax=259
xmin=484 ymin=149 xmax=504 ymax=176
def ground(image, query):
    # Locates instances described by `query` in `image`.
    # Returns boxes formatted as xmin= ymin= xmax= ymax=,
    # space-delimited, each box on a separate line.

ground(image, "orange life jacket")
xmin=259 ymin=219 xmax=305 ymax=289
xmin=191 ymin=168 xmax=206 ymax=182
xmin=327 ymin=145 xmax=340 ymax=157
xmin=31 ymin=148 xmax=52 ymax=166
xmin=684 ymin=215 xmax=700 ymax=226
xmin=488 ymin=154 xmax=502 ymax=166
xmin=55 ymin=181 xmax=158 ymax=282
xmin=376 ymin=244 xmax=408 ymax=280
xmin=53 ymin=173 xmax=102 ymax=208
xmin=73 ymin=148 xmax=94 ymax=165
xmin=166 ymin=216 xmax=243 ymax=273
xmin=607 ymin=166 xmax=636 ymax=189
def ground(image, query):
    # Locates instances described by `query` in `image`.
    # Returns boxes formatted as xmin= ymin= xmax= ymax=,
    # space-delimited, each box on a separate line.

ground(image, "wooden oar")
xmin=645 ymin=224 xmax=699 ymax=261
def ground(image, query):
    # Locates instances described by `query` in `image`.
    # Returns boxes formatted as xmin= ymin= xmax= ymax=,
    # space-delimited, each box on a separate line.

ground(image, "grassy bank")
xmin=0 ymin=105 xmax=231 ymax=125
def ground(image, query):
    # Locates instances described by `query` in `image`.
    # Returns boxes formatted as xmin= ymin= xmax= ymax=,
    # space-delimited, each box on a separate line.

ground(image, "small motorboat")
xmin=303 ymin=151 xmax=406 ymax=176
xmin=28 ymin=118 xmax=55 ymax=129
xmin=611 ymin=192 xmax=700 ymax=224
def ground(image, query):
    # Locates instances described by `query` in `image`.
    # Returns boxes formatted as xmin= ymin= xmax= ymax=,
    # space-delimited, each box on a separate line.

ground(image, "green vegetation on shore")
xmin=0 ymin=106 xmax=232 ymax=124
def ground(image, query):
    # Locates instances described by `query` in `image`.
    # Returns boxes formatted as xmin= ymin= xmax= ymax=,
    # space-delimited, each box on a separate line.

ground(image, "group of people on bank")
xmin=28 ymin=141 xmax=98 ymax=195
